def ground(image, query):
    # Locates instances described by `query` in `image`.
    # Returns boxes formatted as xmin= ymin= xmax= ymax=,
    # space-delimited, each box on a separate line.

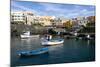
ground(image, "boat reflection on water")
xmin=21 ymin=38 xmax=31 ymax=44
xmin=48 ymin=44 xmax=64 ymax=51
xmin=21 ymin=37 xmax=40 ymax=45
xmin=21 ymin=37 xmax=39 ymax=42
xmin=20 ymin=37 xmax=42 ymax=51
xmin=47 ymin=44 xmax=64 ymax=58
xmin=87 ymin=40 xmax=90 ymax=46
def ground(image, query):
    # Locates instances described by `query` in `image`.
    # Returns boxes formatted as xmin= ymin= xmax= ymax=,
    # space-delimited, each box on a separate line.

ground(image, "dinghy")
xmin=18 ymin=47 xmax=49 ymax=57
xmin=41 ymin=39 xmax=64 ymax=46
xmin=20 ymin=31 xmax=39 ymax=38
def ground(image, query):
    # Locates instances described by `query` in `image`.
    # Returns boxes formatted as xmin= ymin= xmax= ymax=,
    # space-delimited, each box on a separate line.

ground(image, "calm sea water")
xmin=11 ymin=37 xmax=95 ymax=66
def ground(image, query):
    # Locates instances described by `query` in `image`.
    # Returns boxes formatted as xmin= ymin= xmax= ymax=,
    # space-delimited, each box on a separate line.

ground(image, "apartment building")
xmin=77 ymin=16 xmax=88 ymax=27
xmin=11 ymin=11 xmax=34 ymax=25
xmin=87 ymin=16 xmax=95 ymax=23
xmin=37 ymin=16 xmax=54 ymax=26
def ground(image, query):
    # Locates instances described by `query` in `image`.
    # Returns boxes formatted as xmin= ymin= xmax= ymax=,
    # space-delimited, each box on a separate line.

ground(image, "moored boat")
xmin=21 ymin=35 xmax=39 ymax=38
xmin=18 ymin=47 xmax=49 ymax=57
xmin=41 ymin=39 xmax=64 ymax=46
xmin=20 ymin=31 xmax=39 ymax=38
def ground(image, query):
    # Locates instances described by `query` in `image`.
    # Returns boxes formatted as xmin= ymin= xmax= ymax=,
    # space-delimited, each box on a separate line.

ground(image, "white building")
xmin=34 ymin=16 xmax=54 ymax=26
xmin=77 ymin=16 xmax=88 ymax=27
xmin=51 ymin=17 xmax=64 ymax=26
xmin=11 ymin=11 xmax=34 ymax=25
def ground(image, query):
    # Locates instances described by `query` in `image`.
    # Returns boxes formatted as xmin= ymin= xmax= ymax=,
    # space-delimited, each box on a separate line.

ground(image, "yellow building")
xmin=38 ymin=16 xmax=53 ymax=26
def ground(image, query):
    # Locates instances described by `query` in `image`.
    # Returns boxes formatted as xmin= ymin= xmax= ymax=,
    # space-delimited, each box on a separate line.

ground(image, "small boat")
xmin=20 ymin=31 xmax=39 ymax=38
xmin=41 ymin=39 xmax=64 ymax=46
xmin=21 ymin=35 xmax=39 ymax=39
xmin=18 ymin=47 xmax=49 ymax=57
xmin=76 ymin=34 xmax=95 ymax=40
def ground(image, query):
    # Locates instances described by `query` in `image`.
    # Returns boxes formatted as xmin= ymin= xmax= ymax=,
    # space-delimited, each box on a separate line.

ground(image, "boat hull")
xmin=41 ymin=39 xmax=64 ymax=46
xmin=19 ymin=51 xmax=48 ymax=57
xmin=20 ymin=35 xmax=39 ymax=38
xmin=18 ymin=47 xmax=49 ymax=57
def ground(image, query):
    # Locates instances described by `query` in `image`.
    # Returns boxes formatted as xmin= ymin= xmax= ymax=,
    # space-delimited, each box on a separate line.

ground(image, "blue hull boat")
xmin=18 ymin=47 xmax=49 ymax=57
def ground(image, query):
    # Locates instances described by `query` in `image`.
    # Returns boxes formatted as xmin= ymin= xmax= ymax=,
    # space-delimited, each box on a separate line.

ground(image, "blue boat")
xmin=18 ymin=47 xmax=49 ymax=57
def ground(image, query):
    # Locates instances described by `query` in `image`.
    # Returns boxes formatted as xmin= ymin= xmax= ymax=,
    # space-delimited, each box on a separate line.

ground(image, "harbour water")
xmin=11 ymin=37 xmax=95 ymax=66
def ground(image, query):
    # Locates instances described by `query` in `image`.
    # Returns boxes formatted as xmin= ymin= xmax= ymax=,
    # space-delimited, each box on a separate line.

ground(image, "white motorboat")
xmin=20 ymin=31 xmax=39 ymax=38
xmin=21 ymin=35 xmax=39 ymax=38
xmin=41 ymin=39 xmax=64 ymax=46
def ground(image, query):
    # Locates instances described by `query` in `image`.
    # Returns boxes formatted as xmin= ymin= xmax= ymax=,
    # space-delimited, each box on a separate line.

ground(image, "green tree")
xmin=65 ymin=20 xmax=73 ymax=30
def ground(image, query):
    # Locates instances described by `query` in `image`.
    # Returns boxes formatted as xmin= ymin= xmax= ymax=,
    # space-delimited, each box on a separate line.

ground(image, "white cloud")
xmin=11 ymin=1 xmax=38 ymax=14
xmin=11 ymin=1 xmax=95 ymax=18
xmin=37 ymin=3 xmax=95 ymax=18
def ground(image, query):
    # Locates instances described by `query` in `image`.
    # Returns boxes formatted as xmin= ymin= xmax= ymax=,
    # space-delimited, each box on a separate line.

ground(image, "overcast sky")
xmin=11 ymin=1 xmax=95 ymax=18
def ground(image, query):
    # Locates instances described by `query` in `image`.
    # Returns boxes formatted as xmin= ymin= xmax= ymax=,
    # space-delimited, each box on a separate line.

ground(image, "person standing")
xmin=46 ymin=35 xmax=52 ymax=41
xmin=49 ymin=35 xmax=52 ymax=40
